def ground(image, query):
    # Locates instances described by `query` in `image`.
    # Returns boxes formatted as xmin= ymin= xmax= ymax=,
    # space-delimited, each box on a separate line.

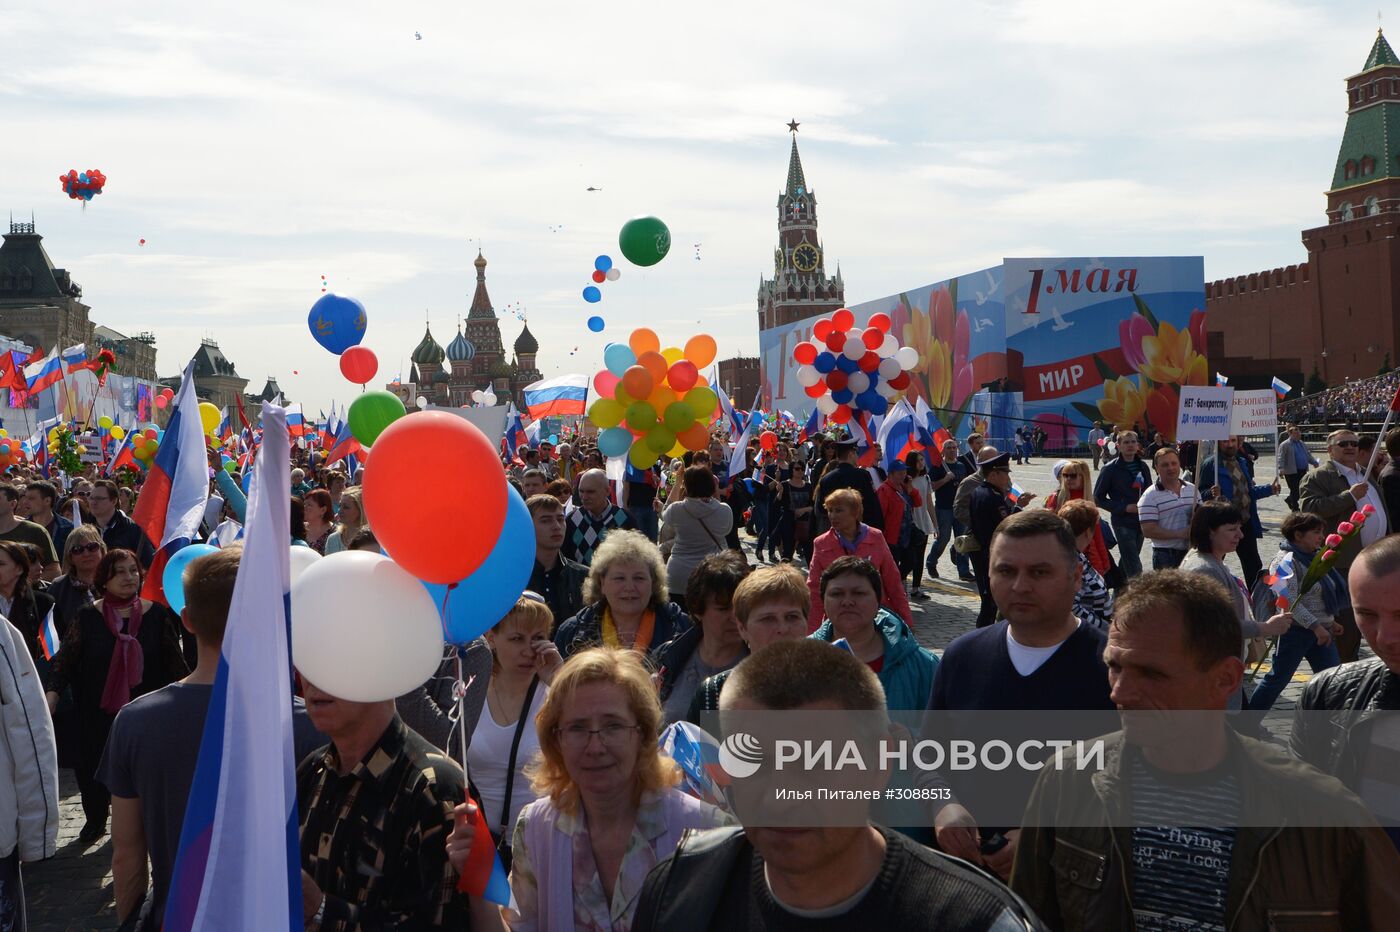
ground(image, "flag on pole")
xmin=104 ymin=432 xmax=136 ymax=476
xmin=1215 ymin=373 xmax=1229 ymax=387
xmin=1271 ymin=376 xmax=1292 ymax=400
xmin=727 ymin=392 xmax=764 ymax=478
xmin=521 ymin=374 xmax=589 ymax=418
xmin=322 ymin=420 xmax=361 ymax=468
xmin=61 ymin=344 xmax=89 ymax=373
xmin=37 ymin=606 xmax=59 ymax=661
xmin=165 ymin=402 xmax=300 ymax=932
xmin=798 ymin=407 xmax=822 ymax=444
xmin=131 ymin=360 xmax=210 ymax=606
xmin=913 ymin=397 xmax=955 ymax=451
xmin=504 ymin=405 xmax=527 ymax=461
xmin=875 ymin=399 xmax=922 ymax=471
xmin=23 ymin=347 xmax=63 ymax=394
xmin=285 ymin=404 xmax=305 ymax=438
xmin=455 ymin=796 xmax=515 ymax=907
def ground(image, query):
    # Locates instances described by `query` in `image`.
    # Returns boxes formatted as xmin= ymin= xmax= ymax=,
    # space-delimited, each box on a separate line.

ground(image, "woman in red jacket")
xmin=1044 ymin=460 xmax=1111 ymax=576
xmin=807 ymin=488 xmax=912 ymax=631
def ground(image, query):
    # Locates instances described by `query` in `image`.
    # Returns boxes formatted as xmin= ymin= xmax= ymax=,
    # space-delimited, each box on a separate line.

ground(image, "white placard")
xmin=1229 ymin=389 xmax=1278 ymax=435
xmin=430 ymin=405 xmax=508 ymax=441
xmin=1176 ymin=386 xmax=1235 ymax=441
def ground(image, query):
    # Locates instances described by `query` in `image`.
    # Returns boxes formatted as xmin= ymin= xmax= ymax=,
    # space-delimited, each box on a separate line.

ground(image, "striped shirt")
xmin=1136 ymin=480 xmax=1198 ymax=552
xmin=1128 ymin=751 xmax=1239 ymax=931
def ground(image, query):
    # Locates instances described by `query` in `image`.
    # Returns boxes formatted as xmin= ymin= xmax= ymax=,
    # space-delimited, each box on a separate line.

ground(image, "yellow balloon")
xmin=76 ymin=445 xmax=87 ymax=455
xmin=98 ymin=416 xmax=113 ymax=430
xmin=661 ymin=346 xmax=684 ymax=366
xmin=668 ymin=441 xmax=686 ymax=458
xmin=110 ymin=426 xmax=126 ymax=440
xmin=47 ymin=428 xmax=59 ymax=441
xmin=198 ymin=402 xmax=222 ymax=436
xmin=628 ymin=440 xmax=658 ymax=469
xmin=0 ymin=429 xmax=7 ymax=438
xmin=588 ymin=397 xmax=625 ymax=429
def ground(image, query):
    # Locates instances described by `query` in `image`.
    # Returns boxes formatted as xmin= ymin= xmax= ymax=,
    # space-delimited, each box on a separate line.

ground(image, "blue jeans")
xmin=1151 ymin=547 xmax=1187 ymax=570
xmin=628 ymin=505 xmax=659 ymax=543
xmin=1112 ymin=521 xmax=1144 ymax=580
xmin=1247 ymin=624 xmax=1341 ymax=711
xmin=752 ymin=500 xmax=774 ymax=555
xmin=927 ymin=507 xmax=970 ymax=576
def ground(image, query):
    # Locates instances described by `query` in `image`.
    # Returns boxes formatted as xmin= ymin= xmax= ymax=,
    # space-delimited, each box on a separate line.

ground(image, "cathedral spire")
xmin=468 ymin=249 xmax=495 ymax=320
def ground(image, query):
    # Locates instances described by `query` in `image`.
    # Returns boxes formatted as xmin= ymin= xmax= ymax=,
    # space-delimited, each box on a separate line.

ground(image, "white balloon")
xmin=291 ymin=551 xmax=444 ymax=702
xmin=605 ymin=267 xmax=621 ymax=281
xmin=415 ymin=396 xmax=429 ymax=409
xmin=847 ymin=371 xmax=870 ymax=394
xmin=875 ymin=381 xmax=898 ymax=398
xmin=878 ymin=357 xmax=902 ymax=380
xmin=816 ymin=394 xmax=839 ymax=415
xmin=289 ymin=546 xmax=321 ymax=586
xmin=879 ymin=334 xmax=900 ymax=358
xmin=796 ymin=365 xmax=821 ymax=388
xmin=842 ymin=335 xmax=865 ymax=360
xmin=895 ymin=346 xmax=920 ymax=370
xmin=471 ymin=390 xmax=484 ymax=402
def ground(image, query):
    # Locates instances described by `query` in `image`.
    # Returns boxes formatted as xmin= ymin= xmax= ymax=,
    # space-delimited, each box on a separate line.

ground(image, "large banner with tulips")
xmin=758 ymin=256 xmax=1205 ymax=449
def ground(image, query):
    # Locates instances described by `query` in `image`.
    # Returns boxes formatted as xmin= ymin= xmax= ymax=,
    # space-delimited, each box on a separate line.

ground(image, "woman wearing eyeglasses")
xmin=446 ymin=648 xmax=728 ymax=930
xmin=467 ymin=594 xmax=561 ymax=868
xmin=47 ymin=525 xmax=106 ymax=640
xmin=44 ymin=548 xmax=188 ymax=843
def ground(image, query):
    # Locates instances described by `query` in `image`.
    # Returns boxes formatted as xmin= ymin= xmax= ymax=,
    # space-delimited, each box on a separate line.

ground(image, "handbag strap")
xmin=498 ymin=675 xmax=540 ymax=838
xmin=689 ymin=501 xmax=726 ymax=550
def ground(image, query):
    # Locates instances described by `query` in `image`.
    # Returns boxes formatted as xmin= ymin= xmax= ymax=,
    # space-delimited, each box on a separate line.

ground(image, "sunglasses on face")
xmin=1334 ymin=440 xmax=1359 ymax=448
xmin=71 ymin=543 xmax=103 ymax=555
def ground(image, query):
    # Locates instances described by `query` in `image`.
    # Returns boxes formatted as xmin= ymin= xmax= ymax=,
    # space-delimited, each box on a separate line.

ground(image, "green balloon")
xmin=223 ymin=460 xmax=238 ymax=474
xmin=348 ymin=391 xmax=407 ymax=447
xmin=645 ymin=425 xmax=676 ymax=453
xmin=663 ymin=401 xmax=695 ymax=433
xmin=618 ymin=215 xmax=671 ymax=267
xmin=625 ymin=400 xmax=658 ymax=431
xmin=684 ymin=386 xmax=718 ymax=421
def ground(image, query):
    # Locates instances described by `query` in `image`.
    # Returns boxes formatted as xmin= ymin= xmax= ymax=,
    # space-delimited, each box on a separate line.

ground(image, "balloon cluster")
xmin=59 ymin=169 xmax=106 ymax=202
xmin=587 ymin=327 xmax=718 ymax=468
xmin=0 ymin=429 xmax=23 ymax=472
xmin=583 ymin=254 xmax=622 ymax=306
xmin=791 ymin=309 xmax=919 ymax=422
xmin=470 ymin=388 xmax=498 ymax=407
xmin=46 ymin=425 xmax=86 ymax=475
xmin=128 ymin=427 xmax=163 ymax=466
xmin=153 ymin=386 xmax=175 ymax=410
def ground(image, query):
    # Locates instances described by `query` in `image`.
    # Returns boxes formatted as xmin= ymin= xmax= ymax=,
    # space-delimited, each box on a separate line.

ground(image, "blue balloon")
xmin=587 ymin=315 xmax=605 ymax=332
xmin=423 ymin=489 xmax=534 ymax=643
xmin=597 ymin=426 xmax=632 ymax=457
xmin=603 ymin=342 xmax=636 ymax=377
xmin=162 ymin=544 xmax=220 ymax=615
xmin=594 ymin=255 xmax=613 ymax=273
xmin=548 ymin=434 xmax=558 ymax=445
xmin=813 ymin=352 xmax=837 ymax=374
xmin=241 ymin=469 xmax=253 ymax=495
xmin=307 ymin=293 xmax=368 ymax=355
xmin=831 ymin=388 xmax=854 ymax=405
xmin=582 ymin=286 xmax=602 ymax=303
xmin=860 ymin=392 xmax=888 ymax=416
xmin=835 ymin=355 xmax=859 ymax=373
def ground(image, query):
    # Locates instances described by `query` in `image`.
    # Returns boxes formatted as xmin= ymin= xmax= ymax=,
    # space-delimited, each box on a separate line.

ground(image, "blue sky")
xmin=0 ymin=0 xmax=1382 ymax=410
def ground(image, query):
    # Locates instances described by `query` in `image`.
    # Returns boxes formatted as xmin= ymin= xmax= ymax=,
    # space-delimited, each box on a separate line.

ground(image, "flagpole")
xmin=1361 ymin=391 xmax=1399 ymax=481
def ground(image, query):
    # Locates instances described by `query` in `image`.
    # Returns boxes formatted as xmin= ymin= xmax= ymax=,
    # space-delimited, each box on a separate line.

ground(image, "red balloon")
xmin=591 ymin=270 xmax=606 ymax=283
xmin=804 ymin=383 xmax=826 ymax=398
xmin=832 ymin=308 xmax=855 ymax=331
xmin=889 ymin=371 xmax=911 ymax=390
xmin=339 ymin=346 xmax=378 ymax=384
xmin=824 ymin=331 xmax=846 ymax=353
xmin=760 ymin=430 xmax=778 ymax=451
xmin=594 ymin=369 xmax=620 ymax=397
xmin=826 ymin=370 xmax=848 ymax=391
xmin=813 ymin=319 xmax=833 ymax=341
xmin=362 ymin=411 xmax=507 ymax=584
xmin=859 ymin=351 xmax=880 ymax=373
xmin=792 ymin=341 xmax=818 ymax=365
xmin=868 ymin=312 xmax=891 ymax=333
xmin=861 ymin=327 xmax=883 ymax=350
xmin=668 ymin=360 xmax=699 ymax=392
xmin=829 ymin=405 xmax=852 ymax=424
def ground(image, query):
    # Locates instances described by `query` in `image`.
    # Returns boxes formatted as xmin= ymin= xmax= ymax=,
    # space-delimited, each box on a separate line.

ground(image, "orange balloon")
xmin=621 ymin=365 xmax=654 ymax=400
xmin=629 ymin=327 xmax=661 ymax=357
xmin=637 ymin=350 xmax=668 ymax=383
xmin=684 ymin=334 xmax=717 ymax=369
xmin=678 ymin=422 xmax=710 ymax=451
xmin=694 ymin=374 xmax=709 ymax=387
xmin=650 ymin=385 xmax=678 ymax=412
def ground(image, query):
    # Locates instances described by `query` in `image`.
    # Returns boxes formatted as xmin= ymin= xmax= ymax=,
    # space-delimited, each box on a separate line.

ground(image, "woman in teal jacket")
xmin=808 ymin=554 xmax=937 ymax=711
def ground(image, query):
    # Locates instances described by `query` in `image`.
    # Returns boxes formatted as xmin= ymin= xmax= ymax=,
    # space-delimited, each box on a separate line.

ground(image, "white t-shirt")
xmin=1336 ymin=463 xmax=1390 ymax=546
xmin=1006 ymin=620 xmax=1081 ymax=677
xmin=466 ymin=682 xmax=549 ymax=838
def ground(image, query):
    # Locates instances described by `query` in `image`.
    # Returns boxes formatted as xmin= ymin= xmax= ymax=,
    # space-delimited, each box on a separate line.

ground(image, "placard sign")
xmin=1229 ymin=389 xmax=1278 ymax=435
xmin=1176 ymin=386 xmax=1235 ymax=441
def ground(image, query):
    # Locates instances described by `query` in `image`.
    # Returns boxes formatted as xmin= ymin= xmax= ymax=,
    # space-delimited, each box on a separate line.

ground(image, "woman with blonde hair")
xmin=1043 ymin=459 xmax=1112 ymax=577
xmin=468 ymin=593 xmax=562 ymax=865
xmin=553 ymin=530 xmax=689 ymax=660
xmin=323 ymin=487 xmax=365 ymax=555
xmin=48 ymin=524 xmax=106 ymax=637
xmin=446 ymin=648 xmax=728 ymax=930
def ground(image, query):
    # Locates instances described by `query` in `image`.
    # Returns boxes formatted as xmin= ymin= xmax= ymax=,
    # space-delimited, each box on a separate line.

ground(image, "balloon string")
xmin=454 ymin=655 xmax=475 ymax=780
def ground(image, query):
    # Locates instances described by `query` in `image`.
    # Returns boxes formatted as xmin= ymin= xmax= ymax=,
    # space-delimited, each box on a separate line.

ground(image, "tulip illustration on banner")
xmin=587 ymin=326 xmax=717 ymax=467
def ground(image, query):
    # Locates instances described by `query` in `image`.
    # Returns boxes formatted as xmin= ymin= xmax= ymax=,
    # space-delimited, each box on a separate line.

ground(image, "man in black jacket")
xmin=90 ymin=479 xmax=154 ymax=567
xmin=1091 ymin=431 xmax=1152 ymax=581
xmin=1292 ymin=535 xmax=1400 ymax=852
xmin=524 ymin=494 xmax=587 ymax=632
xmin=815 ymin=440 xmax=882 ymax=533
xmin=634 ymin=641 xmax=1047 ymax=932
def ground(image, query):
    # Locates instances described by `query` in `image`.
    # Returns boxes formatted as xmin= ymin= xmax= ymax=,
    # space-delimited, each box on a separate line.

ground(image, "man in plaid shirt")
xmin=561 ymin=469 xmax=635 ymax=566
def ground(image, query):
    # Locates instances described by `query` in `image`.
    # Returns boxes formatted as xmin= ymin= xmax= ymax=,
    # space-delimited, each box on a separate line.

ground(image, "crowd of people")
xmin=1280 ymin=369 xmax=1400 ymax=426
xmin=1 ymin=417 xmax=1399 ymax=931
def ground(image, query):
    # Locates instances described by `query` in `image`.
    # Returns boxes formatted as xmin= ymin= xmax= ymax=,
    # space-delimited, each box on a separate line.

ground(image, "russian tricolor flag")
xmin=166 ymin=402 xmax=301 ymax=932
xmin=522 ymin=374 xmax=589 ymax=419
xmin=504 ymin=405 xmax=527 ymax=461
xmin=798 ymin=407 xmax=822 ymax=444
xmin=1271 ymin=376 xmax=1292 ymax=401
xmin=455 ymin=801 xmax=514 ymax=907
xmin=876 ymin=399 xmax=925 ymax=471
xmin=38 ymin=606 xmax=59 ymax=661
xmin=1215 ymin=372 xmax=1229 ymax=387
xmin=914 ymin=397 xmax=954 ymax=450
xmin=131 ymin=361 xmax=210 ymax=606
xmin=285 ymin=404 xmax=306 ymax=438
xmin=61 ymin=343 xmax=89 ymax=373
xmin=23 ymin=347 xmax=64 ymax=394
xmin=322 ymin=419 xmax=361 ymax=467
